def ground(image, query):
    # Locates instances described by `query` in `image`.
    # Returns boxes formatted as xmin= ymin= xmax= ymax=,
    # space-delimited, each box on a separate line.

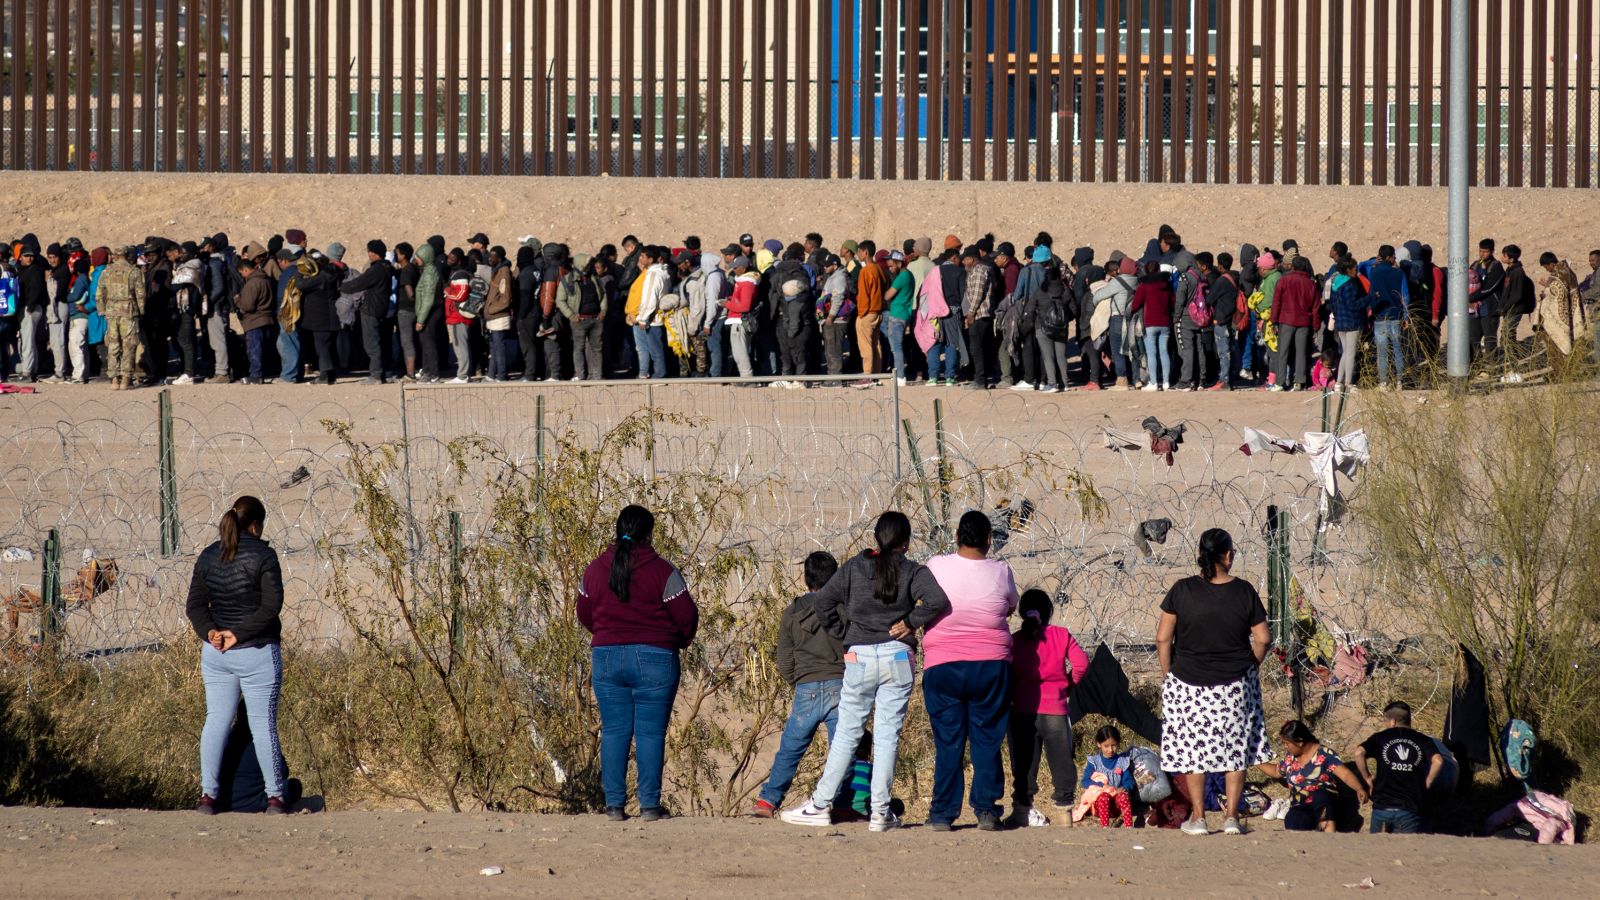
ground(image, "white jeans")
xmin=68 ymin=318 xmax=88 ymax=380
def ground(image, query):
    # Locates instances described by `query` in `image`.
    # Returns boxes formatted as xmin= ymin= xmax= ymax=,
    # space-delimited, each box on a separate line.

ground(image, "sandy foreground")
xmin=4 ymin=172 xmax=1597 ymax=266
xmin=0 ymin=806 xmax=1589 ymax=898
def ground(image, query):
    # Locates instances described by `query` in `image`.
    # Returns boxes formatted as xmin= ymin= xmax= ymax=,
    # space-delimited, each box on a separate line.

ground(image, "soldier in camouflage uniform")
xmin=96 ymin=246 xmax=146 ymax=390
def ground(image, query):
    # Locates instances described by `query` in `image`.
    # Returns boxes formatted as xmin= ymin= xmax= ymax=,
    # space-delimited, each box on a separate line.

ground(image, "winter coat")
xmin=485 ymin=261 xmax=514 ymax=323
xmin=340 ymin=257 xmax=395 ymax=320
xmin=1329 ymin=275 xmax=1367 ymax=332
xmin=413 ymin=243 xmax=442 ymax=323
xmin=1366 ymin=262 xmax=1410 ymax=322
xmin=1271 ymin=270 xmax=1319 ymax=328
xmin=1129 ymin=275 xmax=1175 ymax=328
xmin=233 ymin=269 xmax=278 ymax=332
xmin=294 ymin=259 xmax=344 ymax=334
xmin=185 ymin=534 xmax=284 ymax=651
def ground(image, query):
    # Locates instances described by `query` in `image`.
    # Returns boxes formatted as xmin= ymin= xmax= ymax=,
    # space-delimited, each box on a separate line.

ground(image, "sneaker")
xmin=1206 ymin=382 xmax=1227 ymax=391
xmin=640 ymin=807 xmax=670 ymax=822
xmin=1239 ymin=368 xmax=1252 ymax=380
xmin=447 ymin=377 xmax=469 ymax=385
xmin=1222 ymin=817 xmax=1243 ymax=835
xmin=1163 ymin=383 xmax=1172 ymax=392
xmin=975 ymin=811 xmax=1003 ymax=832
xmin=926 ymin=820 xmax=953 ymax=832
xmin=1266 ymin=384 xmax=1285 ymax=392
xmin=264 ymin=797 xmax=288 ymax=815
xmin=1141 ymin=383 xmax=1160 ymax=392
xmin=768 ymin=380 xmax=788 ymax=389
xmin=1080 ymin=381 xmax=1102 ymax=391
xmin=748 ymin=799 xmax=777 ymax=819
xmin=1009 ymin=381 xmax=1035 ymax=392
xmin=605 ymin=806 xmax=628 ymax=822
xmin=779 ymin=801 xmax=833 ymax=827
xmin=1180 ymin=819 xmax=1210 ymax=836
xmin=1265 ymin=798 xmax=1289 ymax=820
xmin=1027 ymin=807 xmax=1051 ymax=827
xmin=868 ymin=811 xmax=901 ymax=833
xmin=171 ymin=374 xmax=195 ymax=386
xmin=1038 ymin=384 xmax=1059 ymax=394
xmin=196 ymin=795 xmax=218 ymax=815
xmin=68 ymin=377 xmax=86 ymax=385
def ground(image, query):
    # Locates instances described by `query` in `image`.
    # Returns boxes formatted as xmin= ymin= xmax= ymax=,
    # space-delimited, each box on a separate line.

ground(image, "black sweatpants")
xmin=1009 ymin=711 xmax=1076 ymax=809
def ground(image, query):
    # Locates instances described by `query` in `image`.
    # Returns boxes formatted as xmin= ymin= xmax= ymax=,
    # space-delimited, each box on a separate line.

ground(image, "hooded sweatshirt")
xmin=810 ymin=550 xmax=952 ymax=649
xmin=1238 ymin=244 xmax=1262 ymax=295
xmin=413 ymin=243 xmax=442 ymax=323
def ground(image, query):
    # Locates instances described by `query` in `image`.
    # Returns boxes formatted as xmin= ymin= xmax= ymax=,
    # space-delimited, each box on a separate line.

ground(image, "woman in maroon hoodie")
xmin=1130 ymin=262 xmax=1176 ymax=391
xmin=577 ymin=505 xmax=699 ymax=822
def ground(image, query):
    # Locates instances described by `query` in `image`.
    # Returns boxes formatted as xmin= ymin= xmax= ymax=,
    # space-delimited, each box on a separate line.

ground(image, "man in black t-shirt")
xmin=1353 ymin=701 xmax=1442 ymax=834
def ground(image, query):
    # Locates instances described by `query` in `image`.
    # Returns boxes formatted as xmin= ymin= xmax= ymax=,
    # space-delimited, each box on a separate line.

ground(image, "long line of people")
xmin=3 ymin=229 xmax=1596 ymax=389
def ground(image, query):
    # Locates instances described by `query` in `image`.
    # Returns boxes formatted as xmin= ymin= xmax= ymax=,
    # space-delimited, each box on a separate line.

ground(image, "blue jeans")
xmin=1235 ymin=312 xmax=1256 ymax=372
xmin=928 ymin=338 xmax=958 ymax=382
xmin=1107 ymin=316 xmax=1130 ymax=379
xmin=810 ymin=641 xmax=915 ymax=816
xmin=1144 ymin=325 xmax=1173 ymax=385
xmin=1213 ymin=323 xmax=1233 ymax=385
xmin=1370 ymin=807 xmax=1424 ymax=834
xmin=245 ymin=327 xmax=268 ymax=381
xmin=200 ymin=642 xmax=285 ymax=799
xmin=705 ymin=321 xmax=726 ymax=376
xmin=488 ymin=329 xmax=517 ymax=379
xmin=758 ymin=678 xmax=843 ymax=808
xmin=633 ymin=325 xmax=667 ymax=378
xmin=1374 ymin=319 xmax=1405 ymax=384
xmin=276 ymin=327 xmax=301 ymax=383
xmin=879 ymin=316 xmax=908 ymax=380
xmin=923 ymin=660 xmax=1011 ymax=824
xmin=591 ymin=644 xmax=680 ymax=809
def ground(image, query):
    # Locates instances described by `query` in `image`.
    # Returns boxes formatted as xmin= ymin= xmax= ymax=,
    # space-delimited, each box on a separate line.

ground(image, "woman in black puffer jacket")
xmin=185 ymin=495 xmax=288 ymax=815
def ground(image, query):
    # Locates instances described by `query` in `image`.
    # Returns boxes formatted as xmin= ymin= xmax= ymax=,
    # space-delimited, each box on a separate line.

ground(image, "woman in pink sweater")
xmin=918 ymin=511 xmax=1019 ymax=831
xmin=1005 ymin=589 xmax=1090 ymax=827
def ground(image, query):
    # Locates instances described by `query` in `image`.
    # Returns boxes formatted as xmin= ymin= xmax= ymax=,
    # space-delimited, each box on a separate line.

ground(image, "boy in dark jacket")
xmin=1496 ymin=244 xmax=1534 ymax=376
xmin=751 ymin=552 xmax=852 ymax=817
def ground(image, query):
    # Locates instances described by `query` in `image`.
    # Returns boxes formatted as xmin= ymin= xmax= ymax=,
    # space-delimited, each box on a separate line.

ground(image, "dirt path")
xmin=0 ymin=807 xmax=1587 ymax=898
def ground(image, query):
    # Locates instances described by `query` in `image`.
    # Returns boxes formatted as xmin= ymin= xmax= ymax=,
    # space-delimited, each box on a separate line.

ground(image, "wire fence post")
xmin=449 ymin=509 xmax=464 ymax=654
xmin=891 ymin=377 xmax=903 ymax=483
xmin=158 ymin=389 xmax=179 ymax=557
xmin=901 ymin=418 xmax=942 ymax=546
xmin=933 ymin=397 xmax=950 ymax=528
xmin=534 ymin=394 xmax=546 ymax=561
xmin=38 ymin=527 xmax=61 ymax=648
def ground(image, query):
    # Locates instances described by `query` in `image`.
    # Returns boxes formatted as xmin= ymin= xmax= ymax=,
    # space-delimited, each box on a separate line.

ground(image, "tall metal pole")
xmin=1446 ymin=0 xmax=1471 ymax=378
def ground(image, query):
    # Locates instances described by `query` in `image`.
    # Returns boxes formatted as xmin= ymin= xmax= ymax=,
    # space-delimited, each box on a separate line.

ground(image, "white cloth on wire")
xmin=1303 ymin=429 xmax=1369 ymax=526
xmin=1238 ymin=426 xmax=1303 ymax=456
xmin=1102 ymin=427 xmax=1144 ymax=451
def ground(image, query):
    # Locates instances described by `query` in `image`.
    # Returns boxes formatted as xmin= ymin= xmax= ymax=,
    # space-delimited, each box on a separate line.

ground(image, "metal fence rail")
xmin=0 ymin=0 xmax=1594 ymax=187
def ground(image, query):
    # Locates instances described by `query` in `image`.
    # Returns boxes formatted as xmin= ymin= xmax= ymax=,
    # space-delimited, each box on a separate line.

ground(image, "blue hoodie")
xmin=1366 ymin=261 xmax=1410 ymax=322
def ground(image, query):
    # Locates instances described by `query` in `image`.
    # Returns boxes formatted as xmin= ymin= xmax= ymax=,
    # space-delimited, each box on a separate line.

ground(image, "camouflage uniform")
xmin=96 ymin=256 xmax=146 ymax=389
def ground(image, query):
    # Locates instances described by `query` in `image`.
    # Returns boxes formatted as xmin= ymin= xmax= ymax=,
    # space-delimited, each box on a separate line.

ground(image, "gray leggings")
xmin=1336 ymin=330 xmax=1361 ymax=385
xmin=1035 ymin=331 xmax=1071 ymax=388
xmin=450 ymin=322 xmax=473 ymax=378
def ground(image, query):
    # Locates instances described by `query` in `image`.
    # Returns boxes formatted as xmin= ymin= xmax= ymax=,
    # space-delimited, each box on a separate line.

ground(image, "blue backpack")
xmin=1502 ymin=719 xmax=1537 ymax=788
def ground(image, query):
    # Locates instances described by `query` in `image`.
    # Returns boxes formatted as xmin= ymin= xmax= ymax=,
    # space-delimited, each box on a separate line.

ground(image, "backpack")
xmin=459 ymin=273 xmax=489 ymax=318
xmin=1182 ymin=267 xmax=1212 ymax=328
xmin=0 ymin=274 xmax=17 ymax=316
xmin=1037 ymin=295 xmax=1071 ymax=340
xmin=1222 ymin=272 xmax=1249 ymax=330
xmin=778 ymin=266 xmax=811 ymax=303
xmin=1502 ymin=719 xmax=1537 ymax=787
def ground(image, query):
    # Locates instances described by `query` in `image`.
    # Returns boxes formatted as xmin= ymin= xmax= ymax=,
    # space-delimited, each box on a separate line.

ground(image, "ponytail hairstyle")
xmin=608 ymin=505 xmax=656 ymax=604
xmin=955 ymin=510 xmax=993 ymax=554
xmin=1196 ymin=527 xmax=1235 ymax=580
xmin=1279 ymin=719 xmax=1317 ymax=745
xmin=871 ymin=511 xmax=913 ymax=604
xmin=219 ymin=496 xmax=267 ymax=563
xmin=1016 ymin=588 xmax=1053 ymax=641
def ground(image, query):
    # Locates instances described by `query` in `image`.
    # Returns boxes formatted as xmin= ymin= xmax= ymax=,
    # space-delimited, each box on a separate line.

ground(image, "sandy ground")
xmin=3 ymin=172 xmax=1596 ymax=266
xmin=0 ymin=806 xmax=1591 ymax=898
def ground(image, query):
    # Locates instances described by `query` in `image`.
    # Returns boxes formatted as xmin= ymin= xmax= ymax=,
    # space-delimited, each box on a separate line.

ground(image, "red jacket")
xmin=577 ymin=544 xmax=699 ymax=651
xmin=444 ymin=279 xmax=471 ymax=326
xmin=1129 ymin=278 xmax=1175 ymax=328
xmin=1271 ymin=270 xmax=1320 ymax=328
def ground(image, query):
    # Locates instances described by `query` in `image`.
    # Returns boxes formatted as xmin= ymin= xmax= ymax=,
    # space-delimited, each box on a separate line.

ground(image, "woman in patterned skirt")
xmin=1155 ymin=528 xmax=1274 ymax=836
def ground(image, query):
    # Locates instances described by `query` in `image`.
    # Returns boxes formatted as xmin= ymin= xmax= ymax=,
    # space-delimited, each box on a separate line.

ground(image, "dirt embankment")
xmin=4 ymin=172 xmax=1594 ymax=267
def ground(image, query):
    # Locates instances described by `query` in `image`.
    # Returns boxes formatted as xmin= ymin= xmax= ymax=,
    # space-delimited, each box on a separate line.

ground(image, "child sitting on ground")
xmin=1312 ymin=349 xmax=1337 ymax=391
xmin=1077 ymin=725 xmax=1137 ymax=827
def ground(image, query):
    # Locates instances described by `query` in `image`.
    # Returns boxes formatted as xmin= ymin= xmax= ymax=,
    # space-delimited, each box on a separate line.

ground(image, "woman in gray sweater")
xmin=780 ymin=511 xmax=950 ymax=832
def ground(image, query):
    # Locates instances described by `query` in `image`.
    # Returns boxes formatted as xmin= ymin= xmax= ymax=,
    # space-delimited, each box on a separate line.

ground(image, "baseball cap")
xmin=739 ymin=233 xmax=754 ymax=246
xmin=732 ymin=255 xmax=752 ymax=269
xmin=888 ymin=250 xmax=905 ymax=262
xmin=468 ymin=232 xmax=489 ymax=246
xmin=720 ymin=243 xmax=741 ymax=256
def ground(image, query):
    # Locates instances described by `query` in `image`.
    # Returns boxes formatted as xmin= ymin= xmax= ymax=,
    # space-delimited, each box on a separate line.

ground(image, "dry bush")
xmin=1359 ymin=382 xmax=1600 ymax=772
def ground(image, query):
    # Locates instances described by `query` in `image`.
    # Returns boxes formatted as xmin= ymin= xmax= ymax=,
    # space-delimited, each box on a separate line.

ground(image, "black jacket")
xmin=1499 ymin=262 xmax=1534 ymax=316
xmin=185 ymin=534 xmax=284 ymax=650
xmin=340 ymin=257 xmax=394 ymax=319
xmin=16 ymin=260 xmax=47 ymax=313
xmin=294 ymin=264 xmax=344 ymax=333
xmin=777 ymin=594 xmax=845 ymax=686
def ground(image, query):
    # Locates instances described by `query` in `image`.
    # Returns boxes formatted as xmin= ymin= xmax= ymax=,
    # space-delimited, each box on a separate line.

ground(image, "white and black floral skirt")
xmin=1159 ymin=669 xmax=1275 ymax=773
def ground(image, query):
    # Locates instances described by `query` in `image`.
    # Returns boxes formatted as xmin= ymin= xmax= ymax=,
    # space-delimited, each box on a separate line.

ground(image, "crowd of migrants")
xmin=0 ymin=228 xmax=1595 ymax=390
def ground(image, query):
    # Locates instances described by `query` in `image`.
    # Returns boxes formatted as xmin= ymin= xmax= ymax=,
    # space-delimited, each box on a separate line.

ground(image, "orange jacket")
xmin=856 ymin=261 xmax=887 ymax=315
